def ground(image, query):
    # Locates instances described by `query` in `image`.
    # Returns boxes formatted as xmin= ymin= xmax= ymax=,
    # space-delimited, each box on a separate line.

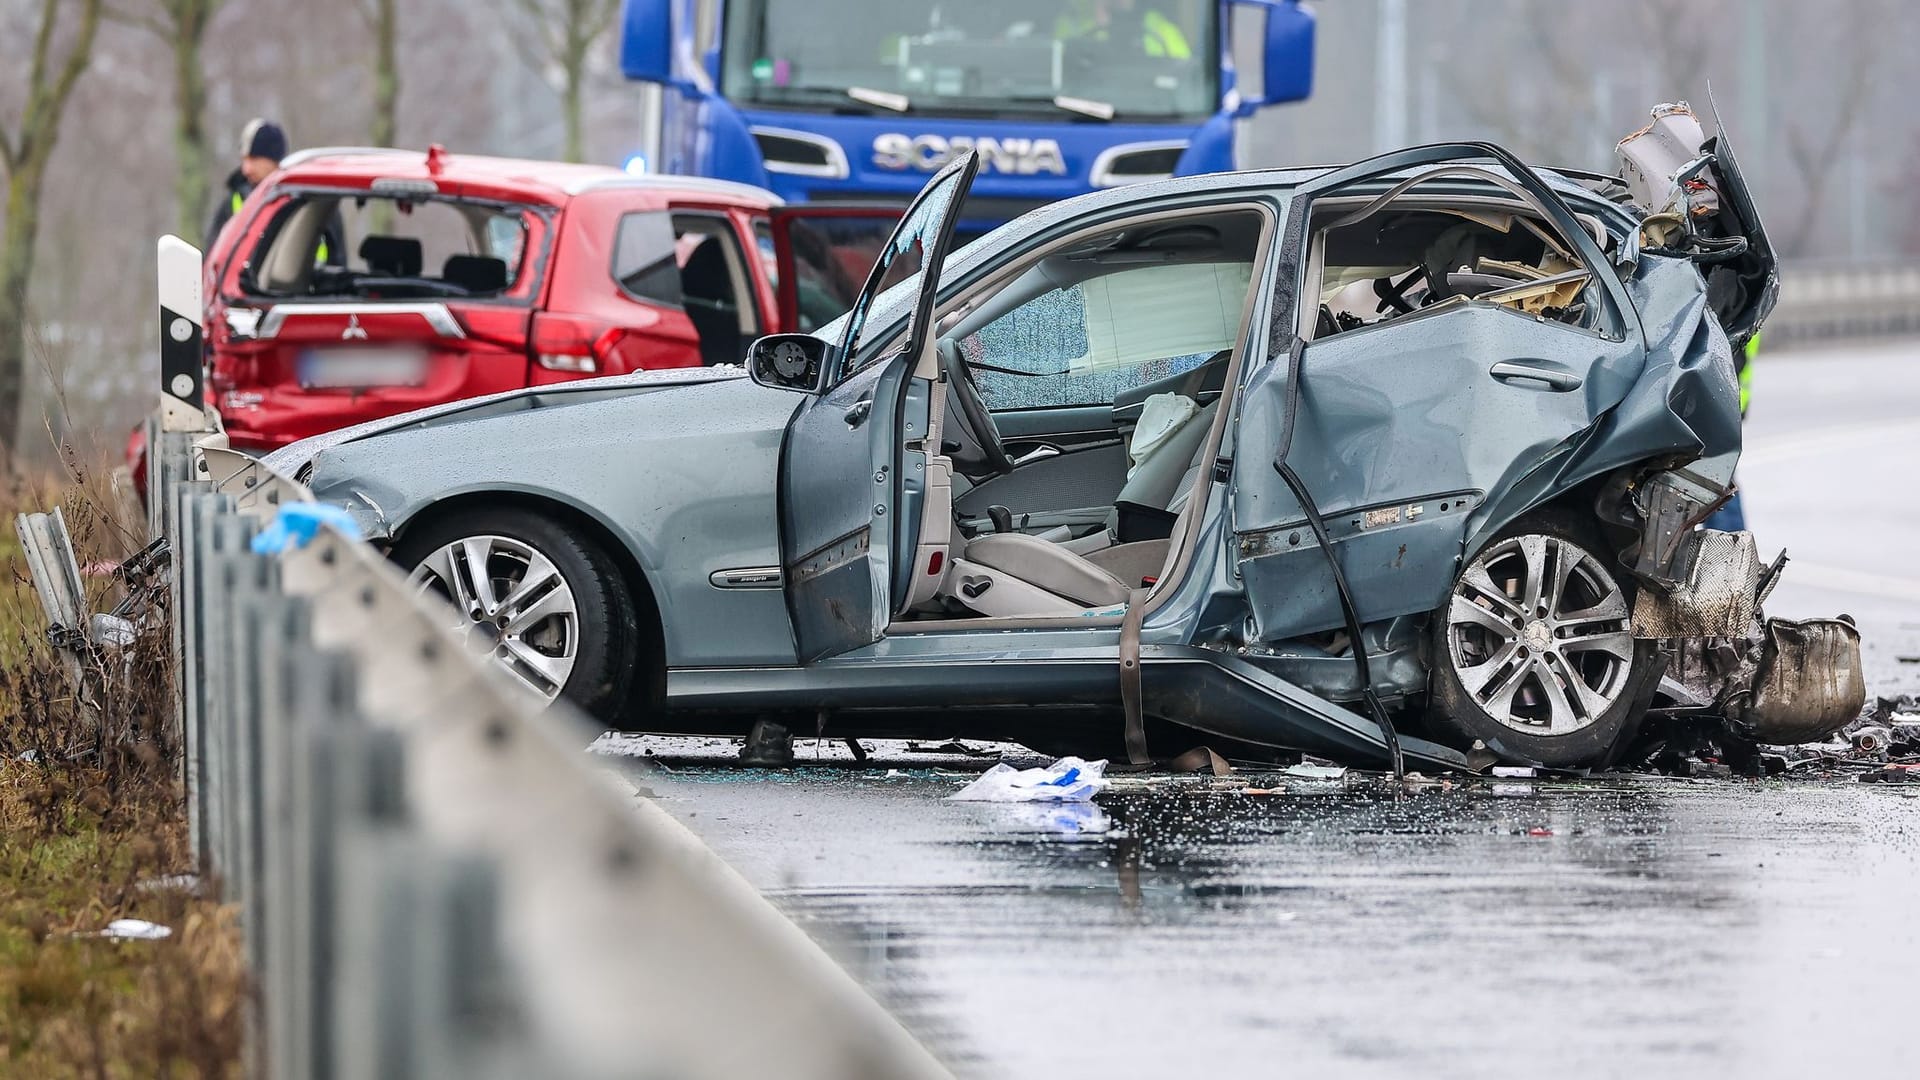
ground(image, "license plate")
xmin=296 ymin=347 xmax=427 ymax=389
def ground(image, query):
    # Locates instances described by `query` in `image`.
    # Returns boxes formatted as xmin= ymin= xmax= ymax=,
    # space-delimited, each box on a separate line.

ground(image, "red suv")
xmin=192 ymin=145 xmax=893 ymax=452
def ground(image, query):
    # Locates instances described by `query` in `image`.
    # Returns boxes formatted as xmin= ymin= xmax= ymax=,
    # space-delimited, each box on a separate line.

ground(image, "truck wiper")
xmin=846 ymin=86 xmax=911 ymax=113
xmin=1050 ymin=95 xmax=1116 ymax=121
xmin=999 ymin=95 xmax=1117 ymax=121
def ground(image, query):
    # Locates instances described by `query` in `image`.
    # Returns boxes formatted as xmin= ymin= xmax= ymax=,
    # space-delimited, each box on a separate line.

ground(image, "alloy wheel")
xmin=1445 ymin=534 xmax=1634 ymax=736
xmin=407 ymin=534 xmax=579 ymax=701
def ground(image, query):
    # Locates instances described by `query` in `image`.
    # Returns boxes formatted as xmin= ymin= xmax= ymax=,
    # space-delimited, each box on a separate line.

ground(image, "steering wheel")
xmin=937 ymin=338 xmax=1016 ymax=477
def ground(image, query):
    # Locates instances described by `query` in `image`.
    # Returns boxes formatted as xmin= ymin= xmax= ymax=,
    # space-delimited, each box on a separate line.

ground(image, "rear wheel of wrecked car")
xmin=392 ymin=508 xmax=639 ymax=728
xmin=1427 ymin=512 xmax=1658 ymax=768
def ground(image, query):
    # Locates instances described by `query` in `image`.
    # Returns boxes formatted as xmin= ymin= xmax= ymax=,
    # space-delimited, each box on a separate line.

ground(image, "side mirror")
xmin=746 ymin=333 xmax=834 ymax=393
xmin=1237 ymin=0 xmax=1315 ymax=111
xmin=618 ymin=0 xmax=674 ymax=84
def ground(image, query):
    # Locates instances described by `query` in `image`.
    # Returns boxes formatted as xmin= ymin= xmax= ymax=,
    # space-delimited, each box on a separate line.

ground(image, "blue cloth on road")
xmin=250 ymin=503 xmax=362 ymax=554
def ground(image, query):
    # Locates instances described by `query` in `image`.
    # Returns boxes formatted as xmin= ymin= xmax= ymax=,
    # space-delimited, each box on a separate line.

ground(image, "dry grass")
xmin=0 ymin=457 xmax=244 ymax=1079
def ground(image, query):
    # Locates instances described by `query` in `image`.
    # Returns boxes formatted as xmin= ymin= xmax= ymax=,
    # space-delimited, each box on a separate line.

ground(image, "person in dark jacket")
xmin=206 ymin=119 xmax=343 ymax=265
xmin=206 ymin=118 xmax=287 ymax=248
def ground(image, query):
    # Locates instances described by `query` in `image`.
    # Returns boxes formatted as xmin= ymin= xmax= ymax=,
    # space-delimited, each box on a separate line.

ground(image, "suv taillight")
xmin=530 ymin=313 xmax=628 ymax=374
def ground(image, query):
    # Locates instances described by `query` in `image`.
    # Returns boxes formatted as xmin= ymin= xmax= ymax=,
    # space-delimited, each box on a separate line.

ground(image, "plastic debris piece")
xmin=1491 ymin=766 xmax=1538 ymax=778
xmin=1526 ymin=827 xmax=1554 ymax=837
xmin=1282 ymin=763 xmax=1347 ymax=780
xmin=948 ymin=757 xmax=1107 ymax=802
xmin=1003 ymin=802 xmax=1111 ymax=835
xmin=101 ymin=918 xmax=172 ymax=940
xmin=250 ymin=502 xmax=362 ymax=554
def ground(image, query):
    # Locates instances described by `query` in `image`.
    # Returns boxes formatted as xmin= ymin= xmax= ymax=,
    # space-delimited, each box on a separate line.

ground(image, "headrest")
xmin=442 ymin=254 xmax=508 ymax=294
xmin=358 ymin=235 xmax=423 ymax=278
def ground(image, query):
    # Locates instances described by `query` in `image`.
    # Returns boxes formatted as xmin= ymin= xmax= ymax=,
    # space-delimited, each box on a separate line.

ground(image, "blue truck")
xmin=617 ymin=0 xmax=1314 ymax=231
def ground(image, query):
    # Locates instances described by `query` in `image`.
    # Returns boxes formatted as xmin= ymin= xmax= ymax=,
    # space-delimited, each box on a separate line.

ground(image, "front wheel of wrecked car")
xmin=390 ymin=508 xmax=640 ymax=728
xmin=1427 ymin=513 xmax=1659 ymax=768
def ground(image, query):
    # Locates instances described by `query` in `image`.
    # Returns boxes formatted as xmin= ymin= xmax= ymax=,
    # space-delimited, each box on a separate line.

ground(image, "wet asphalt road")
xmin=607 ymin=339 xmax=1920 ymax=1078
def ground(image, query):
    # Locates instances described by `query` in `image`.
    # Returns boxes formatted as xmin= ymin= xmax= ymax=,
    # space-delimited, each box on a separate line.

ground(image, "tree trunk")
xmin=370 ymin=0 xmax=399 ymax=146
xmin=0 ymin=161 xmax=48 ymax=454
xmin=172 ymin=17 xmax=209 ymax=240
xmin=562 ymin=59 xmax=586 ymax=162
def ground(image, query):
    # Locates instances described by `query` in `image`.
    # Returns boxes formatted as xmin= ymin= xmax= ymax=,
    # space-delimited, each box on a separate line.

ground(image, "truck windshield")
xmin=720 ymin=0 xmax=1217 ymax=121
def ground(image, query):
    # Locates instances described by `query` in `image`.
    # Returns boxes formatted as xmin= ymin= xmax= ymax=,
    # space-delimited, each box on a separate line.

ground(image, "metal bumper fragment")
xmin=1734 ymin=617 xmax=1867 ymax=745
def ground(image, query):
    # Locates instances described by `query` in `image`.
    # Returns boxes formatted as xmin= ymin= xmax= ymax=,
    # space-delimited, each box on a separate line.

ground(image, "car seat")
xmin=442 ymin=254 xmax=508 ymax=294
xmin=359 ymin=235 xmax=423 ymax=278
xmin=679 ymin=237 xmax=743 ymax=367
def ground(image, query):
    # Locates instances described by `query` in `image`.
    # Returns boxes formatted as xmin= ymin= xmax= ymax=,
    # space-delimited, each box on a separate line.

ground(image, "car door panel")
xmin=955 ymin=404 xmax=1129 ymax=523
xmin=781 ymin=352 xmax=916 ymax=663
xmin=1238 ymin=308 xmax=1639 ymax=639
xmin=779 ymin=152 xmax=978 ymax=662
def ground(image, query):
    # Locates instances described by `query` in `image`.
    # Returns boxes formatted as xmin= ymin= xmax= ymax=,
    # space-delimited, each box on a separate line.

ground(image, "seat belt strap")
xmin=1120 ymin=588 xmax=1150 ymax=765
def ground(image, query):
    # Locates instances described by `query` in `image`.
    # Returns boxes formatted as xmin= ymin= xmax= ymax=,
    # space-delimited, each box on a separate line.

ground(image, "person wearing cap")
xmin=206 ymin=119 xmax=342 ymax=264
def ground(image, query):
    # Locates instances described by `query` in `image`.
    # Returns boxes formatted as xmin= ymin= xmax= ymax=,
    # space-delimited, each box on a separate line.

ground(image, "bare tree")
xmin=0 ymin=0 xmax=105 ymax=454
xmin=509 ymin=0 xmax=622 ymax=162
xmin=358 ymin=0 xmax=398 ymax=146
xmin=112 ymin=0 xmax=226 ymax=240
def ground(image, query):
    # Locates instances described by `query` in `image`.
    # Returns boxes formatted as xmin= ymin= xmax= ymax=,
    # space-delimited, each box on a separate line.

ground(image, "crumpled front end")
xmin=1634 ymin=528 xmax=1868 ymax=745
xmin=1596 ymin=104 xmax=1864 ymax=747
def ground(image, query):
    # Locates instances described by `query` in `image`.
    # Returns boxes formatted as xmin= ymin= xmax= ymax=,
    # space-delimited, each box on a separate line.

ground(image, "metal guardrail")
xmin=1769 ymin=260 xmax=1920 ymax=345
xmin=22 ymin=236 xmax=952 ymax=1079
xmin=158 ymin=465 xmax=950 ymax=1080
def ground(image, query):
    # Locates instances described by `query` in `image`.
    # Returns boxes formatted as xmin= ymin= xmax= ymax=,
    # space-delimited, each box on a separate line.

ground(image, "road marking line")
xmin=1784 ymin=562 xmax=1920 ymax=605
xmin=1743 ymin=418 xmax=1920 ymax=467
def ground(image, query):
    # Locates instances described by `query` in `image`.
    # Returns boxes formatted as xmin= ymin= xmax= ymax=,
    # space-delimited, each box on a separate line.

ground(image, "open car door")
xmin=777 ymin=153 xmax=979 ymax=663
xmin=766 ymin=206 xmax=903 ymax=335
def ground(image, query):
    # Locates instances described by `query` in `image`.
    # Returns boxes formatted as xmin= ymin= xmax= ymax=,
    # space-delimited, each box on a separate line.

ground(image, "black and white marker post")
xmin=155 ymin=235 xmax=220 ymax=859
xmin=150 ymin=236 xmax=216 ymax=540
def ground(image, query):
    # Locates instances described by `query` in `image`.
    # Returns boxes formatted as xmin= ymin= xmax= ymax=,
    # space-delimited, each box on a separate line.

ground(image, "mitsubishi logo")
xmin=340 ymin=314 xmax=369 ymax=341
xmin=872 ymin=133 xmax=1068 ymax=176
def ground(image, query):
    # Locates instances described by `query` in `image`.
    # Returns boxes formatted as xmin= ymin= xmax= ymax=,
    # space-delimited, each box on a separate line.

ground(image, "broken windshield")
xmin=720 ymin=0 xmax=1216 ymax=121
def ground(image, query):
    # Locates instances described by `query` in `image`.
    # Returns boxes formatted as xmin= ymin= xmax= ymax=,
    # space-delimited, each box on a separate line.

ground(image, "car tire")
xmin=390 ymin=507 xmax=640 ymax=728
xmin=1427 ymin=510 xmax=1658 ymax=768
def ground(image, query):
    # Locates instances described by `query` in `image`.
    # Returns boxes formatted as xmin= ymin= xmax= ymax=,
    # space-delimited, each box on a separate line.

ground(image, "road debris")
xmin=84 ymin=918 xmax=173 ymax=941
xmin=950 ymin=757 xmax=1107 ymax=803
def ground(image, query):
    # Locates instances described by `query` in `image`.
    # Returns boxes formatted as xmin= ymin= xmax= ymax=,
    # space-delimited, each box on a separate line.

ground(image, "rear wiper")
xmin=846 ymin=86 xmax=911 ymax=113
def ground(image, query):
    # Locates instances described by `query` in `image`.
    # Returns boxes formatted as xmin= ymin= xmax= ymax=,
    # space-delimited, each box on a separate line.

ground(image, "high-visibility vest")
xmin=1142 ymin=9 xmax=1191 ymax=59
xmin=1056 ymin=6 xmax=1193 ymax=60
xmin=1738 ymin=332 xmax=1759 ymax=415
xmin=234 ymin=190 xmax=329 ymax=262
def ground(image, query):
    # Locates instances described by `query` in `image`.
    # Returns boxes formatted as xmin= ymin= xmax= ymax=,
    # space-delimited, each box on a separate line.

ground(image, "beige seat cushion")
xmin=963 ymin=532 xmax=1130 ymax=608
xmin=1084 ymin=540 xmax=1171 ymax=589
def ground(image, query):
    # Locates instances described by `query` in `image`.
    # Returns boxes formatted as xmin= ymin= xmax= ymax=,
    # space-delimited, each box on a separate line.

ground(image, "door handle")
xmin=843 ymin=397 xmax=872 ymax=427
xmin=1490 ymin=360 xmax=1583 ymax=392
xmin=1009 ymin=443 xmax=1062 ymax=466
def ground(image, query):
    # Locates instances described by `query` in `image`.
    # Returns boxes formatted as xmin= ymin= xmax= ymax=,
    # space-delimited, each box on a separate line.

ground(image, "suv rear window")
xmin=245 ymin=193 xmax=546 ymax=303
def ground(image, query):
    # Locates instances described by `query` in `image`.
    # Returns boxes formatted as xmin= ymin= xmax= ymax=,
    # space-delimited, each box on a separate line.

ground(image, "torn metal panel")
xmin=1631 ymin=528 xmax=1760 ymax=638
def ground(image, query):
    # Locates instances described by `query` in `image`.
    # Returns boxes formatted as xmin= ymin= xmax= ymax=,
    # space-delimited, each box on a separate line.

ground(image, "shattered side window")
xmin=841 ymin=171 xmax=963 ymax=372
xmin=969 ymin=261 xmax=1251 ymax=410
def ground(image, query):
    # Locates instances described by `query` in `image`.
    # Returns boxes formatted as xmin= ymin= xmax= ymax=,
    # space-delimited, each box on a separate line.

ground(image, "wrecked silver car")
xmin=263 ymin=103 xmax=1863 ymax=770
